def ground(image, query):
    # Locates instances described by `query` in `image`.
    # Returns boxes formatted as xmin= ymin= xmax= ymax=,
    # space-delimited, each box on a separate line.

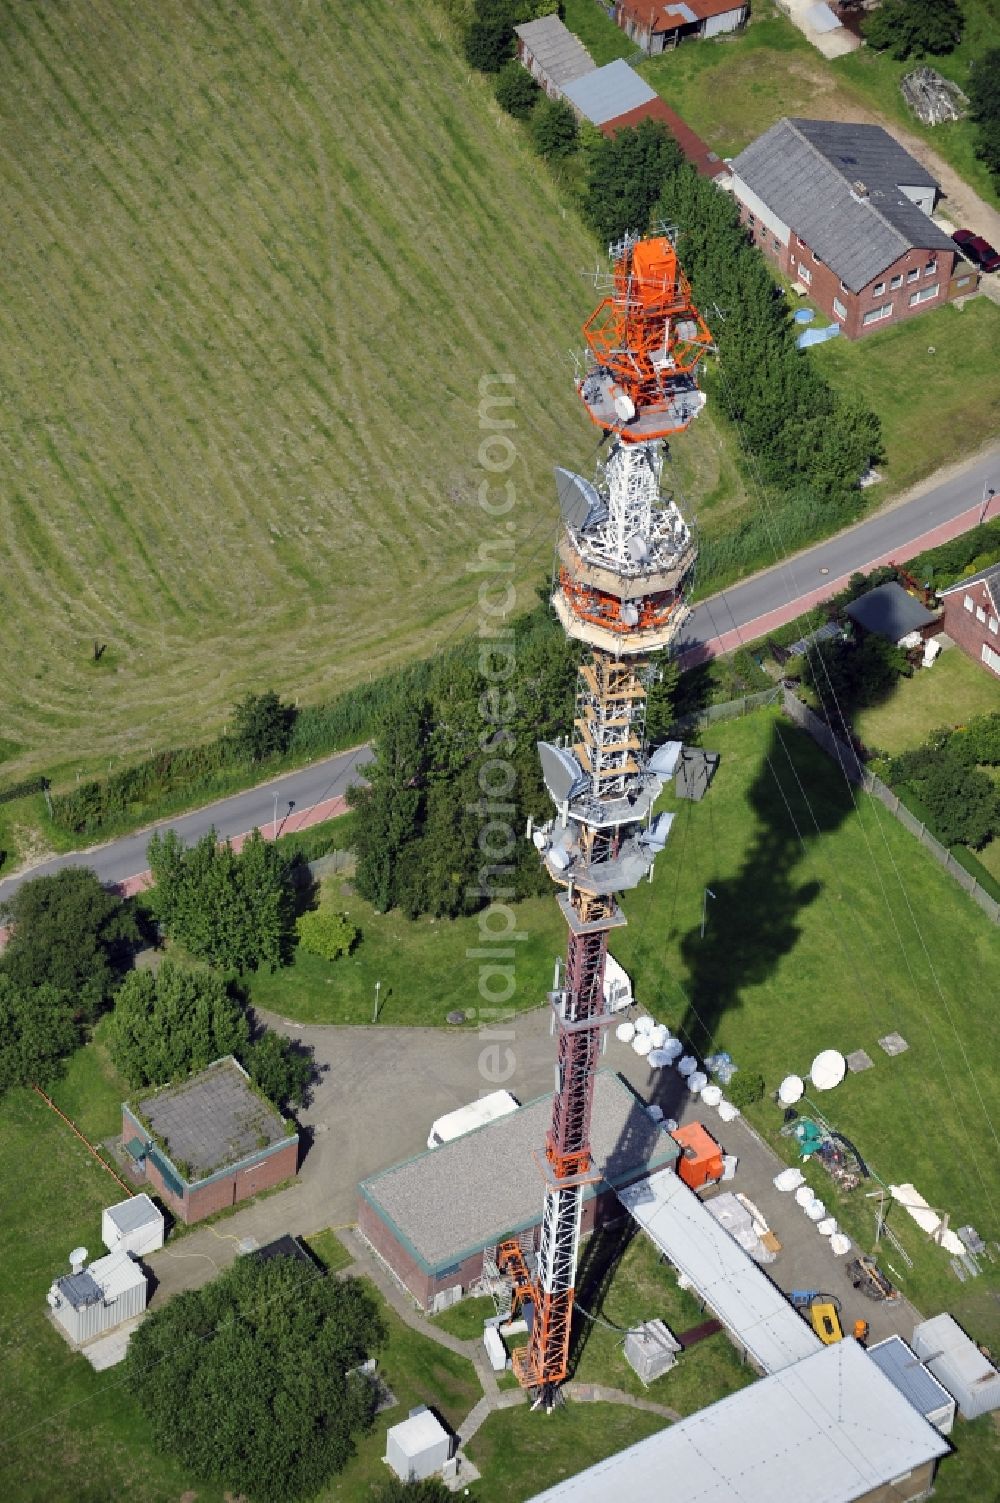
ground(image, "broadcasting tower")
xmin=498 ymin=232 xmax=713 ymax=1407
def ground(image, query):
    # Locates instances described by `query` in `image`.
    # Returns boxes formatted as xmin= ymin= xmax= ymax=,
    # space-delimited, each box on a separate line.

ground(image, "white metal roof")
xmin=562 ymin=60 xmax=655 ymax=127
xmin=513 ymin=15 xmax=595 ymax=89
xmin=104 ymin=1194 xmax=162 ymax=1235
xmin=913 ymin=1314 xmax=1000 ymax=1395
xmin=619 ymin=1170 xmax=822 ymax=1374
xmin=387 ymin=1408 xmax=449 ymax=1454
xmin=89 ymin=1249 xmax=146 ymax=1299
xmin=526 ymin=1340 xmax=950 ymax=1502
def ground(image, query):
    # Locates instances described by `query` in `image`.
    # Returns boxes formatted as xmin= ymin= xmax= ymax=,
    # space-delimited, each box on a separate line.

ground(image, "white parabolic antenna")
xmin=778 ymin=1074 xmax=804 ymax=1105
xmin=69 ymin=1246 xmax=88 ymax=1273
xmin=810 ymin=1049 xmax=846 ymax=1091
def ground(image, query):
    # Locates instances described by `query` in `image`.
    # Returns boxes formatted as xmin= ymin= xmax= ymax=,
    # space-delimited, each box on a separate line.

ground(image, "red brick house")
xmin=938 ymin=564 xmax=1000 ymax=678
xmin=730 ymin=119 xmax=978 ymax=339
xmin=614 ymin=0 xmax=749 ymax=52
xmin=122 ymin=1057 xmax=299 ymax=1225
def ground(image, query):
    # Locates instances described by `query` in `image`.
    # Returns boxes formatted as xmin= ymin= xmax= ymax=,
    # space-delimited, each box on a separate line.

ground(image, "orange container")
xmin=672 ymin=1121 xmax=724 ymax=1190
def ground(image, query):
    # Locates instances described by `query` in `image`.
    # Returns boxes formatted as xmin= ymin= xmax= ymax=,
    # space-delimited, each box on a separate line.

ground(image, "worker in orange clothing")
xmin=853 ymin=1319 xmax=870 ymax=1345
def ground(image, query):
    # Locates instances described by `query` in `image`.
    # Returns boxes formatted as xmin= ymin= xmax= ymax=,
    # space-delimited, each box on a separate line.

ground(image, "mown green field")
xmin=0 ymin=0 xmax=603 ymax=786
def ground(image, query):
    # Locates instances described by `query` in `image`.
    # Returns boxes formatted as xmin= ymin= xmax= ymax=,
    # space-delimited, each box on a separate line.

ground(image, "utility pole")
xmin=272 ymin=792 xmax=279 ymax=840
xmin=979 ymin=483 xmax=996 ymax=525
xmin=701 ymin=886 xmax=716 ymax=939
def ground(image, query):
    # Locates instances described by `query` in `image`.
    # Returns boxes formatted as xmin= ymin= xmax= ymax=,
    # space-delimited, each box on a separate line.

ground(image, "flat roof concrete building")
xmin=912 ymin=1314 xmax=1000 ymax=1420
xmin=123 ymin=1057 xmax=298 ymax=1225
xmin=385 ymin=1408 xmax=452 ymax=1484
xmin=526 ymin=1339 xmax=950 ymax=1503
xmin=358 ymin=1071 xmax=679 ymax=1309
xmin=102 ymin=1194 xmax=164 ymax=1257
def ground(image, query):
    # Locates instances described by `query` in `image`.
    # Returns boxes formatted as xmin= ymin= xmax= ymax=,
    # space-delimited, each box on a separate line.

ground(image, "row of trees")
xmin=863 ymin=0 xmax=964 ymax=58
xmin=968 ymin=47 xmax=1000 ymax=190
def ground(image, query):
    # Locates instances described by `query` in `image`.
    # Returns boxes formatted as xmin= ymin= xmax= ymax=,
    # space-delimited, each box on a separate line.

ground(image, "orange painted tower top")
xmin=578 ymin=233 xmax=714 ymax=442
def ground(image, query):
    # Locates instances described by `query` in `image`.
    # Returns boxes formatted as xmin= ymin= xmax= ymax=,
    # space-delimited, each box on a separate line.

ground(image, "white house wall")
xmin=704 ymin=7 xmax=747 ymax=37
xmin=730 ymin=176 xmax=790 ymax=245
xmin=898 ymin=184 xmax=936 ymax=215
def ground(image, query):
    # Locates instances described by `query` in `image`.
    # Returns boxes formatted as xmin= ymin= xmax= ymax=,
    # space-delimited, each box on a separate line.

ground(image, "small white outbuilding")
xmin=102 ymin=1194 xmax=164 ymax=1257
xmin=47 ymin=1248 xmax=148 ymax=1345
xmin=912 ymin=1314 xmax=1000 ymax=1420
xmin=385 ymin=1407 xmax=452 ymax=1483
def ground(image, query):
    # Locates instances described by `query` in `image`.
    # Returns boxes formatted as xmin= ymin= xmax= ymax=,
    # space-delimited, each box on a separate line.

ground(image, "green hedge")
xmin=0 ymin=775 xmax=49 ymax=806
xmin=948 ymin=843 xmax=1000 ymax=904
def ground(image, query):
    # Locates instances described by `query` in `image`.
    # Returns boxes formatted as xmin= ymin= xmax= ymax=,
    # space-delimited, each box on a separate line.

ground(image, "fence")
xmin=671 ymin=686 xmax=782 ymax=734
xmin=781 ymin=689 xmax=1000 ymax=926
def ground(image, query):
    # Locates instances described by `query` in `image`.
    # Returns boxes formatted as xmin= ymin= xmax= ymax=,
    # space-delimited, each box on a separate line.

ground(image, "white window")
xmin=798 ymin=263 xmax=812 ymax=285
xmin=989 ymin=617 xmax=999 ymax=634
xmin=833 ymin=297 xmax=847 ymax=320
xmin=976 ymin=606 xmax=987 ymax=623
xmin=964 ymin=594 xmax=975 ymax=612
xmin=983 ymin=643 xmax=1000 ymax=675
xmin=907 ymin=267 xmax=919 ymax=283
xmin=862 ymin=304 xmax=893 ymax=325
xmin=873 ymin=282 xmax=885 ymax=296
xmin=925 ymin=260 xmax=937 ymax=276
xmin=839 ymin=279 xmax=848 ymax=292
xmin=772 ymin=235 xmax=780 ymax=250
xmin=890 ymin=274 xmax=903 ymax=289
xmin=956 ymin=275 xmax=972 ymax=287
xmin=909 ymin=284 xmax=939 ymax=306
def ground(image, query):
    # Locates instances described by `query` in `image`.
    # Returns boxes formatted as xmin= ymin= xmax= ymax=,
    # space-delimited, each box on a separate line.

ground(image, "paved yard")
xmin=147 ymin=1008 xmax=921 ymax=1353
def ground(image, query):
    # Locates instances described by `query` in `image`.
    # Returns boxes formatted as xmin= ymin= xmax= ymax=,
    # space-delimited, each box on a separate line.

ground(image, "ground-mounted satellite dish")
xmin=810 ymin=1050 xmax=846 ymax=1091
xmin=69 ymin=1247 xmax=88 ymax=1274
xmin=778 ymin=1074 xmax=804 ymax=1106
xmin=613 ymin=392 xmax=636 ymax=423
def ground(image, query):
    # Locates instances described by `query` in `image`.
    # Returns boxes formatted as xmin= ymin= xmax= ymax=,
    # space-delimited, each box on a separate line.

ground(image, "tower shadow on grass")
xmin=568 ymin=716 xmax=859 ymax=1377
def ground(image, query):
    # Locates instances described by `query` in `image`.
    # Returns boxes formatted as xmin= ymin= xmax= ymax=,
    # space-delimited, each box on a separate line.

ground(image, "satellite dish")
xmin=620 ymin=602 xmax=640 ymax=626
xmin=532 ymin=830 xmax=547 ymax=851
xmin=778 ymin=1074 xmax=804 ymax=1105
xmin=810 ymin=1049 xmax=846 ymax=1091
xmin=548 ymin=847 xmax=570 ymax=872
xmin=69 ymin=1247 xmax=88 ymax=1274
xmin=627 ymin=534 xmax=650 ymax=564
xmin=613 ymin=392 xmax=636 ymax=422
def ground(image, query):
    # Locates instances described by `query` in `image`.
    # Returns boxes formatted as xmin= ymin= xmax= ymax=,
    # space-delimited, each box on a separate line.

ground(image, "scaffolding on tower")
xmin=498 ymin=231 xmax=711 ymax=1407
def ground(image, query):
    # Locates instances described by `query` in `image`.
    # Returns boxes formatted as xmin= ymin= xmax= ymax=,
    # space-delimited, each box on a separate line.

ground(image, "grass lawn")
xmin=431 ymin=1294 xmax=497 ymax=1341
xmin=854 ymin=644 xmax=1000 ymax=756
xmin=562 ymin=0 xmax=636 ymax=64
xmin=0 ymin=1049 xmax=223 ymax=1503
xmin=303 ymin=1228 xmax=354 ymax=1274
xmin=609 ymin=708 xmax=1000 ymax=1332
xmin=466 ymin=1401 xmax=668 ymax=1501
xmin=571 ymin=1230 xmax=755 ymax=1412
xmin=0 ymin=0 xmax=602 ymax=788
xmin=247 ymin=879 xmax=565 ymax=1027
xmin=809 ymin=299 xmax=1000 ymax=497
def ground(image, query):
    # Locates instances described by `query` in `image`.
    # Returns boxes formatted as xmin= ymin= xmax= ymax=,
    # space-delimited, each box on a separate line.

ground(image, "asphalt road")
xmin=0 ymin=742 xmax=372 ymax=904
xmin=680 ymin=443 xmax=1000 ymax=659
xmin=2 ymin=443 xmax=996 ymax=903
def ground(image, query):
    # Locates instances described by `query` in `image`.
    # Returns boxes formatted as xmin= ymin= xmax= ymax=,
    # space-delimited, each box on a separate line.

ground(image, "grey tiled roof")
xmin=845 ymin=581 xmax=937 ymax=641
xmin=731 ymin=118 xmax=954 ymax=291
xmin=514 ymin=15 xmax=594 ymax=89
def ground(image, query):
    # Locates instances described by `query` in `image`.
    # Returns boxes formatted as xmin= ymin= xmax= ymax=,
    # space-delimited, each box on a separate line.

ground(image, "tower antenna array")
xmin=498 ymin=231 xmax=710 ymax=1408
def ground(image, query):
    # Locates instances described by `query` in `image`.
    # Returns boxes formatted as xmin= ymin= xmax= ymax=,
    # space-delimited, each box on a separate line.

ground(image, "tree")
xmin=494 ymin=59 xmax=538 ymax=119
xmin=245 ymin=1029 xmax=314 ymax=1111
xmin=0 ymin=976 xmax=80 ymax=1092
xmin=108 ymin=962 xmax=251 ymax=1087
xmin=146 ymin=828 xmax=294 ymax=972
xmin=968 ymin=49 xmax=1000 ymax=188
xmin=464 ymin=0 xmax=516 ymax=72
xmin=229 ymin=689 xmax=296 ymax=762
xmin=530 ymin=96 xmax=578 ymax=159
xmin=864 ymin=0 xmax=964 ymax=59
xmin=585 ymin=119 xmax=683 ymax=243
xmin=296 ymin=906 xmax=359 ymax=960
xmin=126 ymin=1255 xmax=386 ymax=1503
xmin=0 ymin=867 xmax=138 ymax=1021
xmin=645 ymin=659 xmax=680 ymax=745
xmin=372 ymin=1480 xmax=453 ymax=1503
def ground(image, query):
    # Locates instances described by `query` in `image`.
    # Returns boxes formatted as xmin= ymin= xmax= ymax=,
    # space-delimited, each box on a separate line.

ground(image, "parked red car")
xmin=952 ymin=228 xmax=1000 ymax=273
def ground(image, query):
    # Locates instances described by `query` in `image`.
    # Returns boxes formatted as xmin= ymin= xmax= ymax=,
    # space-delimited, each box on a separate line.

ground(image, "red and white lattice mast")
xmin=498 ymin=232 xmax=712 ymax=1407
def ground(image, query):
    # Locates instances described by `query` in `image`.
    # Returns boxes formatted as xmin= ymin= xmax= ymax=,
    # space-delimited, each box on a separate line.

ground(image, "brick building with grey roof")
xmin=730 ymin=118 xmax=979 ymax=338
xmin=938 ymin=562 xmax=1000 ymax=679
xmin=357 ymin=1071 xmax=679 ymax=1310
xmin=122 ymin=1056 xmax=299 ymax=1225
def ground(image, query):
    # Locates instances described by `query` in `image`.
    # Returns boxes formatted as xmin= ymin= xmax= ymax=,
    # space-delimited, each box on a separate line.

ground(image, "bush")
xmin=229 ymin=689 xmax=296 ymax=762
xmin=728 ymin=1070 xmax=765 ymax=1110
xmin=108 ymin=963 xmax=251 ymax=1088
xmin=530 ymin=96 xmax=578 ymax=159
xmin=494 ymin=59 xmax=538 ymax=119
xmin=245 ymin=1030 xmax=314 ymax=1111
xmin=296 ymin=907 xmax=359 ymax=961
